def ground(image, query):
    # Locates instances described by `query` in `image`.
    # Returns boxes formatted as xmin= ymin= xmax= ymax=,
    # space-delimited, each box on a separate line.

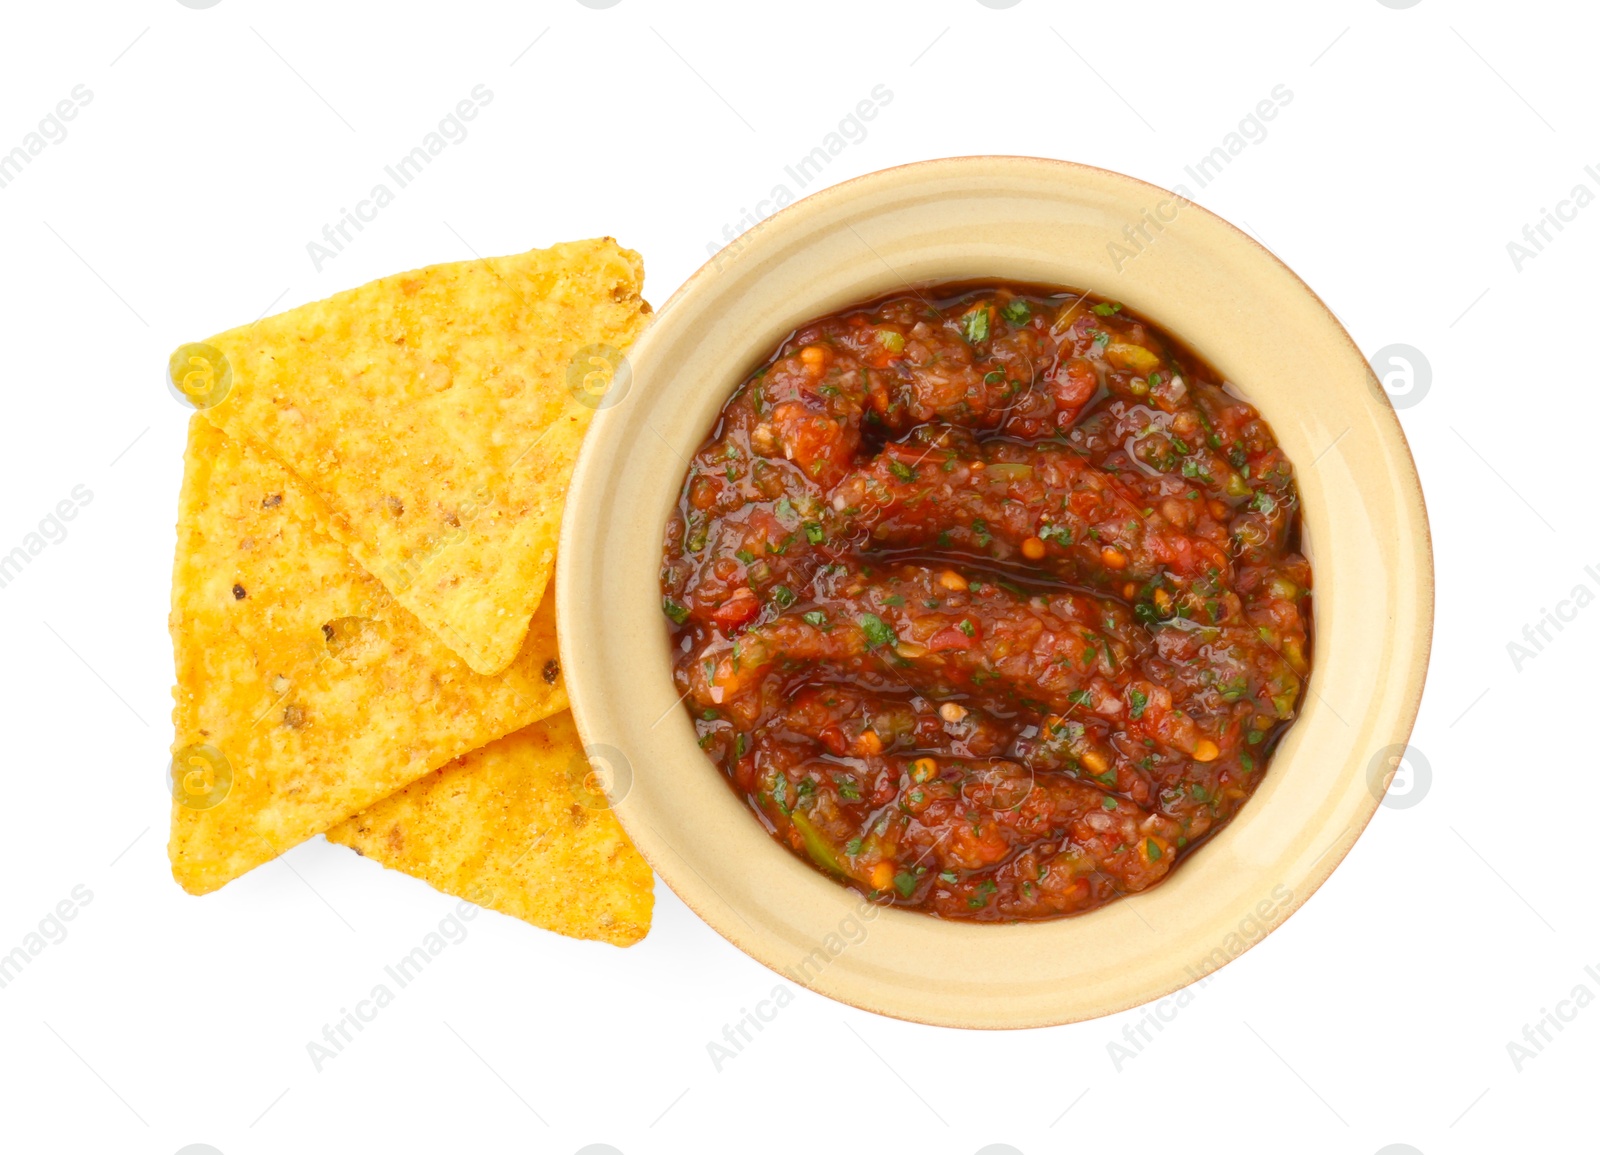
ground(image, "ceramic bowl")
xmin=556 ymin=156 xmax=1432 ymax=1029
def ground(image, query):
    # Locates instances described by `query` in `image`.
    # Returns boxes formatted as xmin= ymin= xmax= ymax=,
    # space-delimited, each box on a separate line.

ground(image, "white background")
xmin=0 ymin=1 xmax=1591 ymax=1152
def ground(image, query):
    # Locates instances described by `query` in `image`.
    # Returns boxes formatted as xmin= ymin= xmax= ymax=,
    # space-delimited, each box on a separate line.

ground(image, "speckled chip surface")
xmin=327 ymin=712 xmax=654 ymax=947
xmin=167 ymin=416 xmax=568 ymax=894
xmin=197 ymin=238 xmax=651 ymax=675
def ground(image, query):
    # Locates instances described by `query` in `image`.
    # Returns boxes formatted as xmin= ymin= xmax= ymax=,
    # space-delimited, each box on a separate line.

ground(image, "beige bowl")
xmin=556 ymin=157 xmax=1432 ymax=1029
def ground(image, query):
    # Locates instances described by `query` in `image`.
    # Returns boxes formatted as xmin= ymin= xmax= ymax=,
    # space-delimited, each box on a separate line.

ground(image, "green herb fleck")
xmin=961 ymin=308 xmax=991 ymax=344
xmin=859 ymin=613 xmax=898 ymax=648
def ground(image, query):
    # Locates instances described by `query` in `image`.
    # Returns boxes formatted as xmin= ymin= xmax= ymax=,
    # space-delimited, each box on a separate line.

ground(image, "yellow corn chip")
xmin=193 ymin=237 xmax=650 ymax=676
xmin=327 ymin=712 xmax=653 ymax=947
xmin=168 ymin=416 xmax=568 ymax=894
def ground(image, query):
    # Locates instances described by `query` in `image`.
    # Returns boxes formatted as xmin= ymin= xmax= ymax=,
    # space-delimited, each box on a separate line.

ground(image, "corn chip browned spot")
xmin=195 ymin=238 xmax=651 ymax=675
xmin=168 ymin=416 xmax=567 ymax=895
xmin=327 ymin=712 xmax=653 ymax=947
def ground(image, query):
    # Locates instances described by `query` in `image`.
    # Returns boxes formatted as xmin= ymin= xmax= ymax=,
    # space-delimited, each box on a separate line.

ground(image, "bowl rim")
xmin=557 ymin=154 xmax=1434 ymax=1029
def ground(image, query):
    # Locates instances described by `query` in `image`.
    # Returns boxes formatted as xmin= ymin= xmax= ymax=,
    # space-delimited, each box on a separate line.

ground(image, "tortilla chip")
xmin=168 ymin=416 xmax=568 ymax=895
xmin=326 ymin=712 xmax=652 ymax=946
xmin=195 ymin=238 xmax=650 ymax=676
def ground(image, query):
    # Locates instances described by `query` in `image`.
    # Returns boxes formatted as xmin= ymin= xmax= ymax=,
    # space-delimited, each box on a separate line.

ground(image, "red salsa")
xmin=660 ymin=283 xmax=1311 ymax=920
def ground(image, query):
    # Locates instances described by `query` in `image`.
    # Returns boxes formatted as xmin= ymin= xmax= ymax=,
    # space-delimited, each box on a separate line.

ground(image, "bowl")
xmin=556 ymin=156 xmax=1432 ymax=1029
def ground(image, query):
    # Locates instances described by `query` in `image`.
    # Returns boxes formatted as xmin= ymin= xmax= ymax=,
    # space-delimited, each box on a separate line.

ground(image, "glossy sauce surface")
xmin=660 ymin=284 xmax=1311 ymax=920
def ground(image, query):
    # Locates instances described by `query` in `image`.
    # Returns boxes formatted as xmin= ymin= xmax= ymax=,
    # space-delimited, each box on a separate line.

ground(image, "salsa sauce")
xmin=660 ymin=283 xmax=1311 ymax=921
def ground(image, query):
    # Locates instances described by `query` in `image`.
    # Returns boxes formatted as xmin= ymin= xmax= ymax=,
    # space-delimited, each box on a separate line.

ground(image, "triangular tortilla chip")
xmin=168 ymin=416 xmax=568 ymax=894
xmin=326 ymin=712 xmax=653 ymax=947
xmin=195 ymin=238 xmax=650 ymax=676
